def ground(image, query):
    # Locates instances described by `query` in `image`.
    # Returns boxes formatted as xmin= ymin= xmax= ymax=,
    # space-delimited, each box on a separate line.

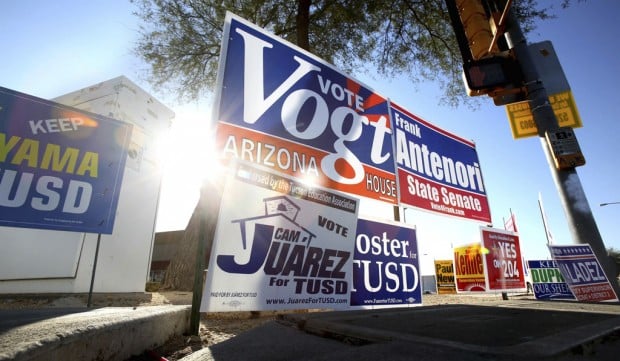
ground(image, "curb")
xmin=0 ymin=305 xmax=190 ymax=361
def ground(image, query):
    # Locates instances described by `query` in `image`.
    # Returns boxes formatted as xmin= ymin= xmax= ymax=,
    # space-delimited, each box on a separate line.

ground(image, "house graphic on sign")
xmin=233 ymin=196 xmax=316 ymax=250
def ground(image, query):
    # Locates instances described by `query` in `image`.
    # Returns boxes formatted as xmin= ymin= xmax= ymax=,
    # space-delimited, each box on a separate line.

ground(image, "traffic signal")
xmin=455 ymin=0 xmax=499 ymax=60
xmin=446 ymin=0 xmax=525 ymax=101
xmin=462 ymin=56 xmax=519 ymax=92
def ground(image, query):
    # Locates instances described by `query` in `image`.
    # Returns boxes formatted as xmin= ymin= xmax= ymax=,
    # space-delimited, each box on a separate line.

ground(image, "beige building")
xmin=0 ymin=76 xmax=174 ymax=294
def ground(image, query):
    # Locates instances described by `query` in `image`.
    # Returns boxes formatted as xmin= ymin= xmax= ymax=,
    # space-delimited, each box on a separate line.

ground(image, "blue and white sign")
xmin=391 ymin=102 xmax=491 ymax=223
xmin=214 ymin=12 xmax=397 ymax=204
xmin=201 ymin=161 xmax=359 ymax=312
xmin=548 ymin=245 xmax=618 ymax=302
xmin=0 ymin=87 xmax=132 ymax=234
xmin=527 ymin=260 xmax=574 ymax=300
xmin=351 ymin=217 xmax=421 ymax=308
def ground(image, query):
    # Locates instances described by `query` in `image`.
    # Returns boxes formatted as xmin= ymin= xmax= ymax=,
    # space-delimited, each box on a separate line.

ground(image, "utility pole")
xmin=504 ymin=11 xmax=620 ymax=298
xmin=445 ymin=0 xmax=620 ymax=298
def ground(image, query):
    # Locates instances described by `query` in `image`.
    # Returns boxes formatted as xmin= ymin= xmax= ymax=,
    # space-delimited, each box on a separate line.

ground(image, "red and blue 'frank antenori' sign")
xmin=215 ymin=13 xmax=397 ymax=204
xmin=391 ymin=103 xmax=491 ymax=223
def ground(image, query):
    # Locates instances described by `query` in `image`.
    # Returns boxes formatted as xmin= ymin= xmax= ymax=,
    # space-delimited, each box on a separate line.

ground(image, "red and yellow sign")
xmin=453 ymin=244 xmax=486 ymax=292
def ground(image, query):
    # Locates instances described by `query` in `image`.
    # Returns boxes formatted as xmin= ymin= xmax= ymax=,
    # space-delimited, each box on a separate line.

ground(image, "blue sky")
xmin=2 ymin=1 xmax=619 ymax=274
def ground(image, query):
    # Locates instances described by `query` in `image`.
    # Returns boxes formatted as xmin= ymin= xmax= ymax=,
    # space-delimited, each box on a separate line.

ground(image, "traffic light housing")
xmin=446 ymin=0 xmax=525 ymax=101
xmin=462 ymin=56 xmax=519 ymax=91
xmin=455 ymin=0 xmax=499 ymax=60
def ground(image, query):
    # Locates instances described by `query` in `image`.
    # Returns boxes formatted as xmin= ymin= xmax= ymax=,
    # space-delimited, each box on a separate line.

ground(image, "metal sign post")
xmin=87 ymin=234 xmax=102 ymax=308
xmin=505 ymin=9 xmax=620 ymax=300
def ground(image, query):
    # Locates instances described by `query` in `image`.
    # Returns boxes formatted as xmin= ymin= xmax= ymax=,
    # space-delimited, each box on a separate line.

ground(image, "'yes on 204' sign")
xmin=481 ymin=227 xmax=525 ymax=291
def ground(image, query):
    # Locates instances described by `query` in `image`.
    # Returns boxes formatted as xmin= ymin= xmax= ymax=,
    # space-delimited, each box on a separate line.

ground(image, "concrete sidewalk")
xmin=183 ymin=300 xmax=620 ymax=361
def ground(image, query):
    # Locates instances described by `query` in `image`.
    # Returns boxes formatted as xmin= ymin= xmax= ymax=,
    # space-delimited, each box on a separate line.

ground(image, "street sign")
xmin=504 ymin=41 xmax=582 ymax=139
xmin=545 ymin=127 xmax=585 ymax=169
xmin=505 ymin=90 xmax=582 ymax=139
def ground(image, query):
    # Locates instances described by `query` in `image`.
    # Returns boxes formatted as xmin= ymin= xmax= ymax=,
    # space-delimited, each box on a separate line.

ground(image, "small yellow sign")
xmin=505 ymin=91 xmax=582 ymax=139
xmin=434 ymin=260 xmax=457 ymax=294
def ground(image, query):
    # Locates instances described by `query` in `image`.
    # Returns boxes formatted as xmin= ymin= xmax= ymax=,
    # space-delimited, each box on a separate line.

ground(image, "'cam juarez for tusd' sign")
xmin=201 ymin=162 xmax=360 ymax=311
xmin=0 ymin=87 xmax=132 ymax=234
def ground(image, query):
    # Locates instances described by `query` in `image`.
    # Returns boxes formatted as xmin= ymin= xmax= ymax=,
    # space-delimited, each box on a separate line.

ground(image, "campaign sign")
xmin=0 ymin=87 xmax=132 ymax=234
xmin=391 ymin=102 xmax=491 ymax=223
xmin=435 ymin=259 xmax=457 ymax=294
xmin=351 ymin=218 xmax=421 ymax=308
xmin=454 ymin=243 xmax=486 ymax=292
xmin=527 ymin=260 xmax=574 ymax=300
xmin=201 ymin=162 xmax=359 ymax=312
xmin=214 ymin=13 xmax=397 ymax=204
xmin=548 ymin=245 xmax=618 ymax=302
xmin=481 ymin=227 xmax=526 ymax=291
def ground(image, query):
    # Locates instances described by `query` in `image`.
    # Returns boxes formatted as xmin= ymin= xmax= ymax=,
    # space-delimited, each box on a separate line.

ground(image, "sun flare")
xmin=155 ymin=108 xmax=220 ymax=231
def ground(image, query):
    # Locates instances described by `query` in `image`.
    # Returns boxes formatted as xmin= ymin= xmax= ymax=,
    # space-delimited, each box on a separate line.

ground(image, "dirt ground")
xmin=0 ymin=291 xmax=537 ymax=361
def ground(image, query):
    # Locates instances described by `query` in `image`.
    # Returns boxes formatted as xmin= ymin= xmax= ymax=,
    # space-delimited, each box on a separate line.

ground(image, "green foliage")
xmin=131 ymin=0 xmax=572 ymax=105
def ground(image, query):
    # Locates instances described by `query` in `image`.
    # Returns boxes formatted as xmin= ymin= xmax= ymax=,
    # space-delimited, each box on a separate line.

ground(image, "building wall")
xmin=150 ymin=230 xmax=185 ymax=282
xmin=0 ymin=76 xmax=174 ymax=293
xmin=422 ymin=275 xmax=438 ymax=294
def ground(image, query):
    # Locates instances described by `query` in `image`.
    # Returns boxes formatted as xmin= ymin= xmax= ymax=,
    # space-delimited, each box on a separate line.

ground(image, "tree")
xmin=160 ymin=181 xmax=222 ymax=291
xmin=132 ymin=0 xmax=567 ymax=106
xmin=133 ymin=0 xmax=575 ymax=290
xmin=609 ymin=247 xmax=620 ymax=278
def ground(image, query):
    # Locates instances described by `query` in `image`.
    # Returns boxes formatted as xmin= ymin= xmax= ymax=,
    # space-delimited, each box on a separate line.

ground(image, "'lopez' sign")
xmin=548 ymin=244 xmax=618 ymax=302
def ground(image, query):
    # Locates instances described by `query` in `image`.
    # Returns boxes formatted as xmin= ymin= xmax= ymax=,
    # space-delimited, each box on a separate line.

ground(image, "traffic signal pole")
xmin=504 ymin=10 xmax=620 ymax=299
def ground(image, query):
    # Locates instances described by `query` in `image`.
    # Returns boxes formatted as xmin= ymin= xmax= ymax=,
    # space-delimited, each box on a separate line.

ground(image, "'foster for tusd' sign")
xmin=214 ymin=13 xmax=397 ymax=203
xmin=351 ymin=217 xmax=421 ymax=308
